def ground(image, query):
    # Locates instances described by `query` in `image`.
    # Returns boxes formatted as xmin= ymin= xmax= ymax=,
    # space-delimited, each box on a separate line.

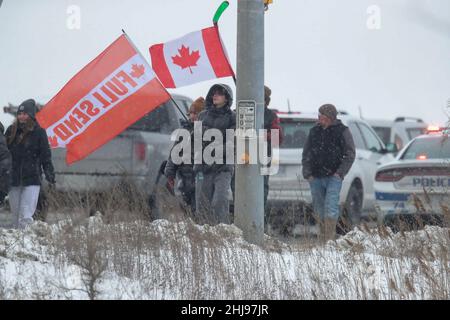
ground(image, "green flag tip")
xmin=213 ymin=1 xmax=230 ymax=24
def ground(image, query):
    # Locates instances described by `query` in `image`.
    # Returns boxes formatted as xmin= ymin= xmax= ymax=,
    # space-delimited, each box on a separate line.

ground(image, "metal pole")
xmin=234 ymin=0 xmax=265 ymax=245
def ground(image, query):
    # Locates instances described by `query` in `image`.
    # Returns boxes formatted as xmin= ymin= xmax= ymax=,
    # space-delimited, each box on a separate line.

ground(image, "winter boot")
xmin=324 ymin=218 xmax=337 ymax=242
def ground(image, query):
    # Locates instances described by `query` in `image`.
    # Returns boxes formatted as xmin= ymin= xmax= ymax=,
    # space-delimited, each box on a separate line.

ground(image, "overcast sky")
xmin=0 ymin=0 xmax=449 ymax=127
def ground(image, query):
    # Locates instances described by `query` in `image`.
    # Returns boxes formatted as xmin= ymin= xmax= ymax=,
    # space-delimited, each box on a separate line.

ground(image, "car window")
xmin=128 ymin=101 xmax=171 ymax=133
xmin=401 ymin=136 xmax=450 ymax=160
xmin=357 ymin=122 xmax=384 ymax=152
xmin=372 ymin=126 xmax=391 ymax=145
xmin=279 ymin=119 xmax=315 ymax=148
xmin=406 ymin=127 xmax=427 ymax=140
xmin=347 ymin=122 xmax=366 ymax=149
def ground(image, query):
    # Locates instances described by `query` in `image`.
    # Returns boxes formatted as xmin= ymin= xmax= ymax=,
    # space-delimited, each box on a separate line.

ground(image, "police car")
xmin=374 ymin=126 xmax=450 ymax=228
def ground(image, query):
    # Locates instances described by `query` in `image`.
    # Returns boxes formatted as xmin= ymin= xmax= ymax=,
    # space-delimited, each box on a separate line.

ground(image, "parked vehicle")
xmin=267 ymin=112 xmax=397 ymax=233
xmin=374 ymin=129 xmax=450 ymax=230
xmin=367 ymin=117 xmax=428 ymax=151
xmin=4 ymin=94 xmax=192 ymax=217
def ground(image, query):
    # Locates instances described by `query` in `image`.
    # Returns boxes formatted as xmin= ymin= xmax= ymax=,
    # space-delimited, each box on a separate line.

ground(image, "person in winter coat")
xmin=165 ymin=97 xmax=205 ymax=214
xmin=195 ymin=84 xmax=235 ymax=225
xmin=262 ymin=85 xmax=283 ymax=211
xmin=0 ymin=121 xmax=12 ymax=207
xmin=302 ymin=104 xmax=355 ymax=241
xmin=5 ymin=99 xmax=55 ymax=229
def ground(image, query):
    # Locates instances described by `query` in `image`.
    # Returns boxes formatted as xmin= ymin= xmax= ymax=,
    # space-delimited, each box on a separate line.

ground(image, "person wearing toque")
xmin=301 ymin=103 xmax=355 ymax=241
xmin=5 ymin=99 xmax=55 ymax=229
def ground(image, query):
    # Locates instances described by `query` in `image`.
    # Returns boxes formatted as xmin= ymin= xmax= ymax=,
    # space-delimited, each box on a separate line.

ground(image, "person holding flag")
xmin=165 ymin=97 xmax=205 ymax=215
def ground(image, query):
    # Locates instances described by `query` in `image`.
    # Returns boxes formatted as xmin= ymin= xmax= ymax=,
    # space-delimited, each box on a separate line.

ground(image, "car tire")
xmin=337 ymin=183 xmax=363 ymax=235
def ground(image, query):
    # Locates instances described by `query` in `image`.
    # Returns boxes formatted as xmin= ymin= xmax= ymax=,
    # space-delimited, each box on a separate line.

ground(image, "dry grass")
xmin=1 ymin=181 xmax=448 ymax=299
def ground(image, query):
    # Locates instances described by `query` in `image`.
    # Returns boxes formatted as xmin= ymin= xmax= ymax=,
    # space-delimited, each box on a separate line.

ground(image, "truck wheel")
xmin=337 ymin=183 xmax=363 ymax=235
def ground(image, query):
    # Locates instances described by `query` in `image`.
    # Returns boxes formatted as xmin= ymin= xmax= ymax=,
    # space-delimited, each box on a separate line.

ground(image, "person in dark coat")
xmin=0 ymin=121 xmax=12 ymax=207
xmin=5 ymin=99 xmax=55 ymax=229
xmin=195 ymin=84 xmax=235 ymax=224
xmin=262 ymin=85 xmax=283 ymax=211
xmin=302 ymin=104 xmax=355 ymax=241
xmin=165 ymin=97 xmax=205 ymax=214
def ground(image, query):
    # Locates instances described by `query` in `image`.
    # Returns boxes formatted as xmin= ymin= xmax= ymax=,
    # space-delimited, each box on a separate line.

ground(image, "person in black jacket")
xmin=195 ymin=84 xmax=235 ymax=225
xmin=0 ymin=121 xmax=11 ymax=207
xmin=302 ymin=104 xmax=355 ymax=241
xmin=262 ymin=86 xmax=284 ymax=211
xmin=5 ymin=99 xmax=55 ymax=229
xmin=165 ymin=97 xmax=205 ymax=214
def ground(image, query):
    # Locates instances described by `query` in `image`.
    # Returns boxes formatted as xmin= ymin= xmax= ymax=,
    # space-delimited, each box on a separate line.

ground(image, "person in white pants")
xmin=5 ymin=99 xmax=55 ymax=229
xmin=8 ymin=186 xmax=40 ymax=229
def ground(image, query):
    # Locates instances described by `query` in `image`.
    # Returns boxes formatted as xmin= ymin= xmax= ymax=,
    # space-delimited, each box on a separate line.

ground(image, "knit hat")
xmin=17 ymin=99 xmax=37 ymax=120
xmin=318 ymin=104 xmax=338 ymax=121
xmin=264 ymin=85 xmax=271 ymax=107
xmin=189 ymin=97 xmax=205 ymax=114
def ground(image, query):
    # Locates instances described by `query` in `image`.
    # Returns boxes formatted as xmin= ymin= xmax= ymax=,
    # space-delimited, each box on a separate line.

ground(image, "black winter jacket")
xmin=0 ymin=122 xmax=12 ymax=194
xmin=165 ymin=120 xmax=196 ymax=194
xmin=6 ymin=123 xmax=55 ymax=187
xmin=302 ymin=120 xmax=355 ymax=179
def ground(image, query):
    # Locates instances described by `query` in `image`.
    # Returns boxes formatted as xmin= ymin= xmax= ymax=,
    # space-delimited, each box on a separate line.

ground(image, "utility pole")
xmin=234 ymin=0 xmax=265 ymax=245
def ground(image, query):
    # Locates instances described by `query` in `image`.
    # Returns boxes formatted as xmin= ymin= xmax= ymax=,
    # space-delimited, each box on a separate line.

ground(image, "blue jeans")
xmin=309 ymin=176 xmax=342 ymax=220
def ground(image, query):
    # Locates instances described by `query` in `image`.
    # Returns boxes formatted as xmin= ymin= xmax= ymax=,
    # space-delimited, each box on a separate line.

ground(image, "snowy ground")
xmin=0 ymin=209 xmax=449 ymax=300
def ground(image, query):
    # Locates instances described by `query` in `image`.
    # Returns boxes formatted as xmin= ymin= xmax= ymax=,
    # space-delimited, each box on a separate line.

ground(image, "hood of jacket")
xmin=205 ymin=83 xmax=233 ymax=112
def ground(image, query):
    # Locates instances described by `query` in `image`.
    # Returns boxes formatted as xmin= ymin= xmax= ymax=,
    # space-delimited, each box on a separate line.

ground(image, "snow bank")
xmin=0 ymin=216 xmax=448 ymax=299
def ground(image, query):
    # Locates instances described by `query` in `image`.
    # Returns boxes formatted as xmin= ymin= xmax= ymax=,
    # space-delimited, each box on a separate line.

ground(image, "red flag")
xmin=150 ymin=26 xmax=234 ymax=88
xmin=37 ymin=35 xmax=170 ymax=165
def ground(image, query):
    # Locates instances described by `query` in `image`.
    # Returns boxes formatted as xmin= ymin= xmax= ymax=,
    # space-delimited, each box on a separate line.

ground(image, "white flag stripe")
xmin=163 ymin=30 xmax=216 ymax=87
xmin=47 ymin=54 xmax=154 ymax=147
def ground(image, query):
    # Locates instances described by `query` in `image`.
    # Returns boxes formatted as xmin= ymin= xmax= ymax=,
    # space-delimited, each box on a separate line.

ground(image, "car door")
xmin=346 ymin=122 xmax=370 ymax=208
xmin=355 ymin=121 xmax=393 ymax=209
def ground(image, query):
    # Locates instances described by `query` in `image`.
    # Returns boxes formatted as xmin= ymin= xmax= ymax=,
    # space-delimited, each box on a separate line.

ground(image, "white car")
xmin=267 ymin=112 xmax=396 ymax=233
xmin=374 ymin=129 xmax=450 ymax=229
xmin=366 ymin=117 xmax=428 ymax=151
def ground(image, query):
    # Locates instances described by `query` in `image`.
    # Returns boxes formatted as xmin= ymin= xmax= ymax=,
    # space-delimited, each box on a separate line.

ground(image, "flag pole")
xmin=121 ymin=29 xmax=189 ymax=122
xmin=212 ymin=1 xmax=236 ymax=85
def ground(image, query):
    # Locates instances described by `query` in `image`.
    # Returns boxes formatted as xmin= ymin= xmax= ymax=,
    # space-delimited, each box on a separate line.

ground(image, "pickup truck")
xmin=3 ymin=94 xmax=192 ymax=218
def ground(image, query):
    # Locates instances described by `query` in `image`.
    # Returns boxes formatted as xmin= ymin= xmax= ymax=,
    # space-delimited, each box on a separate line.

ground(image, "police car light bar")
xmin=426 ymin=125 xmax=441 ymax=133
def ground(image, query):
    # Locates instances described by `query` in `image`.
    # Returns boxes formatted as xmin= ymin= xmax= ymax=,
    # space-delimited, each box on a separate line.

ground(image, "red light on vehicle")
xmin=416 ymin=154 xmax=428 ymax=160
xmin=427 ymin=125 xmax=441 ymax=133
xmin=375 ymin=169 xmax=405 ymax=182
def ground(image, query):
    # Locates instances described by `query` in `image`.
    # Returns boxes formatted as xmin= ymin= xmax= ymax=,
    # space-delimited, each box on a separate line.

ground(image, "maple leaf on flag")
xmin=130 ymin=64 xmax=145 ymax=78
xmin=172 ymin=45 xmax=200 ymax=74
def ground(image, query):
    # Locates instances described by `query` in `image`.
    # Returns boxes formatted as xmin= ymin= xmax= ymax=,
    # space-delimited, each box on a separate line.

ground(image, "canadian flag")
xmin=149 ymin=26 xmax=234 ymax=88
xmin=37 ymin=35 xmax=170 ymax=165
